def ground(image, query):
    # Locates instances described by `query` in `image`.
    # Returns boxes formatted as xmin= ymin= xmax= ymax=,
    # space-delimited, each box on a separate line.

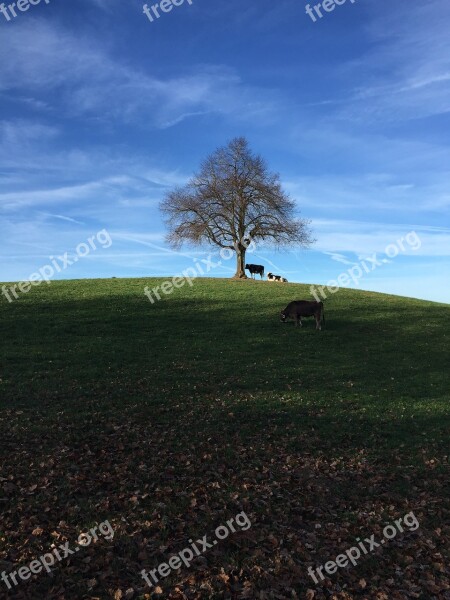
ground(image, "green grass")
xmin=0 ymin=278 xmax=449 ymax=599
xmin=1 ymin=278 xmax=448 ymax=455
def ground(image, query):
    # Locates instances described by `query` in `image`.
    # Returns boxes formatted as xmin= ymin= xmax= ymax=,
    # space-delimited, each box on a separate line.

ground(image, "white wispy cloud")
xmin=41 ymin=213 xmax=86 ymax=225
xmin=311 ymin=219 xmax=450 ymax=257
xmin=0 ymin=21 xmax=276 ymax=128
xmin=333 ymin=0 xmax=450 ymax=123
xmin=322 ymin=252 xmax=357 ymax=266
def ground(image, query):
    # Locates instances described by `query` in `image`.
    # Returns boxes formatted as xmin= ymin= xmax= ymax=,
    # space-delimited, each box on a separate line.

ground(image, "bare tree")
xmin=160 ymin=137 xmax=314 ymax=278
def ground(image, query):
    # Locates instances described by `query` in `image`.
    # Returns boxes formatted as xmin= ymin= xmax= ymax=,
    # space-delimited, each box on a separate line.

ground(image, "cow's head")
xmin=280 ymin=310 xmax=287 ymax=322
xmin=245 ymin=264 xmax=250 ymax=270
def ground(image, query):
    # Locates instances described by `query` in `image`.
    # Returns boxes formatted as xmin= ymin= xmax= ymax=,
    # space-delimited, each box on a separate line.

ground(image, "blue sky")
xmin=0 ymin=0 xmax=449 ymax=302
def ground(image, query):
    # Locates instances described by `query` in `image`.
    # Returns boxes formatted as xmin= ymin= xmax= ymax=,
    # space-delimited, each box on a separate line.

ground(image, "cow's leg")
xmin=299 ymin=317 xmax=303 ymax=327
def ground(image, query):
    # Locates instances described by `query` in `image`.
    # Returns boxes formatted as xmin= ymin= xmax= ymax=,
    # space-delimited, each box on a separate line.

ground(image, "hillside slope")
xmin=0 ymin=278 xmax=449 ymax=599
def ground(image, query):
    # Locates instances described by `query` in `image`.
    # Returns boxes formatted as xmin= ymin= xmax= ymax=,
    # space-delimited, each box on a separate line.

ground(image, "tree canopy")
xmin=160 ymin=137 xmax=314 ymax=278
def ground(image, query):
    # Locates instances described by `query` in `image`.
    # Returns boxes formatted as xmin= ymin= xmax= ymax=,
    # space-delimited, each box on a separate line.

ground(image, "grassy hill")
xmin=0 ymin=278 xmax=449 ymax=599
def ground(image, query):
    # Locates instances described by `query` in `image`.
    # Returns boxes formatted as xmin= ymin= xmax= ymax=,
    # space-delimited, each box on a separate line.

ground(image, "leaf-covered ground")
xmin=0 ymin=278 xmax=449 ymax=599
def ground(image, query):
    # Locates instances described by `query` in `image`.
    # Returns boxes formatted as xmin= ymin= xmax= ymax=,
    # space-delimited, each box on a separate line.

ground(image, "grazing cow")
xmin=245 ymin=263 xmax=264 ymax=279
xmin=280 ymin=300 xmax=325 ymax=330
xmin=268 ymin=272 xmax=288 ymax=283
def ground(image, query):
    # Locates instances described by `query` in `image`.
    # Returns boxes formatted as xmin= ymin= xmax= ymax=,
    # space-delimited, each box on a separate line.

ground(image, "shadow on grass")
xmin=1 ymin=292 xmax=448 ymax=404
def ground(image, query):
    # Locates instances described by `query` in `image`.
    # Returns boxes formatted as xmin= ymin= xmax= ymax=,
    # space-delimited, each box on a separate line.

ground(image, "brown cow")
xmin=280 ymin=300 xmax=324 ymax=330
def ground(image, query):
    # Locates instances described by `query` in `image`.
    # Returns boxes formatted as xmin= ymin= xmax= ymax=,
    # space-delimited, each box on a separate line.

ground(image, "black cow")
xmin=245 ymin=263 xmax=264 ymax=279
xmin=280 ymin=300 xmax=325 ymax=330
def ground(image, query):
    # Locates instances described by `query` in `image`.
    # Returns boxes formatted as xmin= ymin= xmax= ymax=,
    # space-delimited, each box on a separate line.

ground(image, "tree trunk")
xmin=233 ymin=247 xmax=247 ymax=278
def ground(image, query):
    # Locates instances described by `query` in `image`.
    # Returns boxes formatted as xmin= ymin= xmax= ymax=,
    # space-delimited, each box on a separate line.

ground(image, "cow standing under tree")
xmin=245 ymin=264 xmax=264 ymax=279
xmin=159 ymin=137 xmax=314 ymax=278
